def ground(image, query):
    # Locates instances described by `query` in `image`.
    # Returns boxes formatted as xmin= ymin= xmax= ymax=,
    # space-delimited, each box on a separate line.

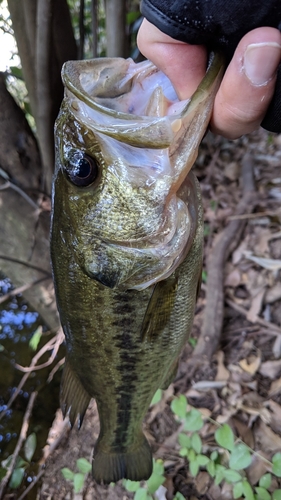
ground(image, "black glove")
xmin=140 ymin=0 xmax=281 ymax=133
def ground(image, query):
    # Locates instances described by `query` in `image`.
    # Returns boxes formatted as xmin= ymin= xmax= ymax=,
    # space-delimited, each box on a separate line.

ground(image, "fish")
xmin=50 ymin=52 xmax=224 ymax=484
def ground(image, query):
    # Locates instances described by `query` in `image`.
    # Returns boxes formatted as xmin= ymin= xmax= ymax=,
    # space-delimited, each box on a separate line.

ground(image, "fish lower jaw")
xmin=83 ymin=210 xmax=192 ymax=291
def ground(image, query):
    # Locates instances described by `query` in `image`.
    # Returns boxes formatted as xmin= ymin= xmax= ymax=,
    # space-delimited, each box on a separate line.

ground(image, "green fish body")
xmin=50 ymin=54 xmax=223 ymax=483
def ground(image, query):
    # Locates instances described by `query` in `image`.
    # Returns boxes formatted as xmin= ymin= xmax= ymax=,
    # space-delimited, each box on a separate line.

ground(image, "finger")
xmin=211 ymin=27 xmax=281 ymax=138
xmin=137 ymin=19 xmax=207 ymax=99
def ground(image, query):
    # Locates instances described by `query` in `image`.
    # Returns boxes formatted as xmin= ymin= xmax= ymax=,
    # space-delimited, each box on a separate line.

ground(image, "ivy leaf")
xmin=178 ymin=433 xmax=191 ymax=449
xmin=215 ymin=424 xmax=235 ymax=451
xmin=259 ymin=473 xmax=271 ymax=489
xmin=214 ymin=464 xmax=226 ymax=485
xmin=272 ymin=452 xmax=281 ymax=477
xmin=179 ymin=447 xmax=188 ymax=457
xmin=189 ymin=460 xmax=199 ymax=477
xmin=184 ymin=409 xmax=203 ymax=432
xmin=24 ymin=433 xmax=36 ymax=462
xmin=123 ymin=479 xmax=140 ymax=492
xmin=147 ymin=473 xmax=165 ymax=494
xmin=191 ymin=433 xmax=202 ymax=454
xmin=242 ymin=480 xmax=255 ymax=500
xmin=9 ymin=467 xmax=25 ymax=489
xmin=173 ymin=493 xmax=185 ymax=500
xmin=206 ymin=460 xmax=215 ymax=477
xmin=196 ymin=455 xmax=209 ymax=466
xmin=223 ymin=469 xmax=242 ymax=483
xmin=171 ymin=395 xmax=187 ymax=419
xmin=273 ymin=491 xmax=281 ymax=500
xmin=73 ymin=472 xmax=85 ymax=493
xmin=229 ymin=443 xmax=252 ymax=470
xmin=76 ymin=458 xmax=91 ymax=474
xmin=134 ymin=487 xmax=148 ymax=500
xmin=254 ymin=486 xmax=271 ymax=500
xmin=153 ymin=460 xmax=164 ymax=476
xmin=233 ymin=481 xmax=244 ymax=499
xmin=61 ymin=467 xmax=75 ymax=481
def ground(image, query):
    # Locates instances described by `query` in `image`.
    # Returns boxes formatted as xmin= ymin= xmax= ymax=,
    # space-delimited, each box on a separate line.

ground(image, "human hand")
xmin=137 ymin=19 xmax=281 ymax=139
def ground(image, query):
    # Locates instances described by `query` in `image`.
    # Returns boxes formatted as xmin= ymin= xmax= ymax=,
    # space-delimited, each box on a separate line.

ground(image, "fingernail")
xmin=244 ymin=42 xmax=281 ymax=86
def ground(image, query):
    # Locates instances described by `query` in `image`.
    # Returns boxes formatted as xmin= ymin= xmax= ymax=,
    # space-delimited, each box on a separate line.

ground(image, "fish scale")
xmin=51 ymin=53 xmax=224 ymax=483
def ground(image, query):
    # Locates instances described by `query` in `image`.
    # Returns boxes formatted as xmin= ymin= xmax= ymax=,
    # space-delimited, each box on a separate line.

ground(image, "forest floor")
xmin=5 ymin=128 xmax=281 ymax=500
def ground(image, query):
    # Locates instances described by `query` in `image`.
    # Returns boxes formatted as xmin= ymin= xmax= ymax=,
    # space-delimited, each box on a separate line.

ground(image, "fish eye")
xmin=65 ymin=151 xmax=98 ymax=187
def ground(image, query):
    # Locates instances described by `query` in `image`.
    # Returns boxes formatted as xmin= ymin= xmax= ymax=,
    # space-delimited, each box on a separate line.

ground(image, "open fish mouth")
xmin=59 ymin=53 xmax=224 ymax=290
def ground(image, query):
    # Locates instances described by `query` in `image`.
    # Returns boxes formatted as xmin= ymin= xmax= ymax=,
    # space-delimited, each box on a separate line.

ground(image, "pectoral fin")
xmin=60 ymin=360 xmax=91 ymax=428
xmin=141 ymin=276 xmax=178 ymax=342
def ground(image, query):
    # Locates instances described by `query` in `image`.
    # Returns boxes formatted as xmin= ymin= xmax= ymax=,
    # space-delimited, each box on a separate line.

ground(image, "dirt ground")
xmin=5 ymin=128 xmax=281 ymax=499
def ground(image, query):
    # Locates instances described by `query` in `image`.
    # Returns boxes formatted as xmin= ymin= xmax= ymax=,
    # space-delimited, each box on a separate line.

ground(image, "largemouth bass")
xmin=51 ymin=53 xmax=223 ymax=484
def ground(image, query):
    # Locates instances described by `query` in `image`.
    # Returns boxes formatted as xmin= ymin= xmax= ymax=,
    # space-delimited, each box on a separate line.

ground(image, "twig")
xmin=17 ymin=418 xmax=70 ymax=500
xmin=225 ymin=296 xmax=281 ymax=335
xmin=0 ymin=179 xmax=39 ymax=210
xmin=0 ymin=330 xmax=64 ymax=421
xmin=0 ymin=391 xmax=38 ymax=499
xmin=192 ymin=153 xmax=257 ymax=360
xmin=0 ymin=277 xmax=50 ymax=305
xmin=47 ymin=357 xmax=65 ymax=383
xmin=0 ymin=255 xmax=51 ymax=276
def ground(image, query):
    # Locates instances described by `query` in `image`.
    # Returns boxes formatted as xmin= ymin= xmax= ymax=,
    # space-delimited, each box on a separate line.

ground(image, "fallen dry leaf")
xmin=259 ymin=359 xmax=281 ymax=379
xmin=269 ymin=377 xmax=281 ymax=397
xmin=239 ymin=353 xmax=261 ymax=375
xmin=215 ymin=351 xmax=230 ymax=381
xmin=246 ymin=289 xmax=265 ymax=323
xmin=255 ymin=419 xmax=281 ymax=454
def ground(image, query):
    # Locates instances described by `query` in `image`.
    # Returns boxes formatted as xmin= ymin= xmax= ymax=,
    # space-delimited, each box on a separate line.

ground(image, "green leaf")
xmin=171 ymin=395 xmax=187 ymax=419
xmin=123 ymin=479 xmax=140 ymax=492
xmin=147 ymin=473 xmax=165 ymax=494
xmin=233 ymin=481 xmax=244 ymax=499
xmin=188 ymin=337 xmax=197 ymax=348
xmin=150 ymin=389 xmax=162 ymax=406
xmin=259 ymin=474 xmax=271 ymax=489
xmin=229 ymin=443 xmax=252 ymax=470
xmin=9 ymin=66 xmax=24 ymax=80
xmin=24 ymin=433 xmax=36 ymax=462
xmin=0 ymin=344 xmax=4 ymax=352
xmin=173 ymin=493 xmax=185 ymax=500
xmin=73 ymin=472 xmax=85 ymax=493
xmin=178 ymin=433 xmax=191 ymax=449
xmin=210 ymin=450 xmax=218 ymax=461
xmin=61 ymin=467 xmax=75 ymax=481
xmin=191 ymin=433 xmax=202 ymax=454
xmin=179 ymin=447 xmax=188 ymax=457
xmin=9 ymin=467 xmax=25 ymax=489
xmin=214 ymin=464 xmax=226 ymax=485
xmin=196 ymin=455 xmax=209 ymax=466
xmin=272 ymin=452 xmax=281 ymax=477
xmin=189 ymin=460 xmax=199 ymax=477
xmin=223 ymin=469 xmax=242 ymax=483
xmin=273 ymin=491 xmax=281 ymax=500
xmin=188 ymin=449 xmax=196 ymax=462
xmin=242 ymin=480 xmax=255 ymax=500
xmin=29 ymin=326 xmax=42 ymax=351
xmin=184 ymin=409 xmax=203 ymax=432
xmin=153 ymin=460 xmax=164 ymax=476
xmin=76 ymin=458 xmax=91 ymax=474
xmin=255 ymin=486 xmax=271 ymax=500
xmin=134 ymin=487 xmax=148 ymax=500
xmin=215 ymin=424 xmax=235 ymax=451
xmin=206 ymin=460 xmax=215 ymax=477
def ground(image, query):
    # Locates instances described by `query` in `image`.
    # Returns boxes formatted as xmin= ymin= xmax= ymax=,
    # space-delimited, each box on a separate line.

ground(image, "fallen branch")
xmin=0 ymin=391 xmax=38 ymax=499
xmin=192 ymin=153 xmax=257 ymax=361
xmin=0 ymin=277 xmax=50 ymax=305
xmin=225 ymin=296 xmax=281 ymax=335
xmin=0 ymin=330 xmax=64 ymax=421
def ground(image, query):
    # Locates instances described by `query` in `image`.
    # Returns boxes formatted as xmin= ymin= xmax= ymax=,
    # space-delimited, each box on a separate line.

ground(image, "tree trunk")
xmin=105 ymin=0 xmax=127 ymax=57
xmin=0 ymin=73 xmax=59 ymax=331
xmin=7 ymin=0 xmax=77 ymax=194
